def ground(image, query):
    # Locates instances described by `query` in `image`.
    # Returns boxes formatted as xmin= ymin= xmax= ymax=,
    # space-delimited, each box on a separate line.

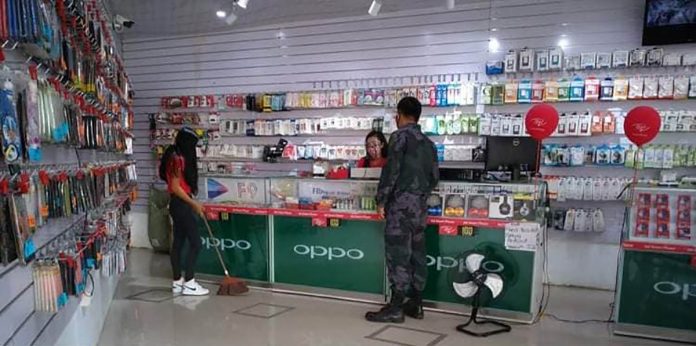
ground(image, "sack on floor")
xmin=148 ymin=185 xmax=172 ymax=253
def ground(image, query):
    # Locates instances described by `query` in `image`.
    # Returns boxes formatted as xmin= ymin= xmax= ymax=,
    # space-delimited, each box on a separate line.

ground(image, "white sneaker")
xmin=173 ymin=279 xmax=184 ymax=294
xmin=183 ymin=279 xmax=210 ymax=296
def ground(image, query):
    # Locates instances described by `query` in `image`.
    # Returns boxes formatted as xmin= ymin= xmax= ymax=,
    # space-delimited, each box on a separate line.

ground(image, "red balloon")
xmin=525 ymin=104 xmax=559 ymax=140
xmin=624 ymin=106 xmax=661 ymax=147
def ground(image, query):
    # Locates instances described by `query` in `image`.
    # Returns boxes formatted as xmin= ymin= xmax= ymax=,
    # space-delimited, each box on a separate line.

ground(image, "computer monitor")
xmin=485 ymin=136 xmax=539 ymax=173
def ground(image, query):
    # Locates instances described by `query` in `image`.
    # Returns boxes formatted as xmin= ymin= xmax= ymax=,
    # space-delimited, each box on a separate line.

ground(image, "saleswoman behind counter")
xmin=357 ymin=131 xmax=388 ymax=168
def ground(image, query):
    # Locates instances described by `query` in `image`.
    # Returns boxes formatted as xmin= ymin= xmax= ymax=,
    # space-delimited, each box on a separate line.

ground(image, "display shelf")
xmin=438 ymin=161 xmax=484 ymax=169
xmin=218 ymin=131 xmax=376 ymax=138
xmin=203 ymin=203 xmax=514 ymax=229
xmin=483 ymin=99 xmax=696 ymax=110
xmin=154 ymin=123 xmax=218 ymax=130
xmin=199 ymin=156 xmax=482 ymax=168
xmin=30 ymin=214 xmax=87 ymax=257
xmin=543 ymin=165 xmax=672 ymax=170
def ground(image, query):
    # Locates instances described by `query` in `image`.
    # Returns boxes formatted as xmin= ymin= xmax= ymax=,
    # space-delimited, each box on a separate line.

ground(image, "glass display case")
xmin=201 ymin=174 xmax=546 ymax=222
xmin=615 ymin=186 xmax=696 ymax=343
xmin=626 ymin=186 xmax=696 ymax=250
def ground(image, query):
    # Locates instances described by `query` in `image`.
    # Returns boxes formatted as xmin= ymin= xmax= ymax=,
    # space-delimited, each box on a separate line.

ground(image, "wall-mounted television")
xmin=643 ymin=0 xmax=696 ymax=45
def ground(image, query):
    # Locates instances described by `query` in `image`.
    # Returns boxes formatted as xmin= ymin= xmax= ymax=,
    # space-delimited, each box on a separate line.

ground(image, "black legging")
xmin=169 ymin=195 xmax=201 ymax=281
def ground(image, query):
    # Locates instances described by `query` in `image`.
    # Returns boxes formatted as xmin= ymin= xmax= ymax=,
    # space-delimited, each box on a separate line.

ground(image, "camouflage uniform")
xmin=377 ymin=123 xmax=439 ymax=295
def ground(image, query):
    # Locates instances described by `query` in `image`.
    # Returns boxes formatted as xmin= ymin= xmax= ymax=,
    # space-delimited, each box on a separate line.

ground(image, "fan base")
xmin=455 ymin=307 xmax=511 ymax=337
xmin=456 ymin=319 xmax=511 ymax=337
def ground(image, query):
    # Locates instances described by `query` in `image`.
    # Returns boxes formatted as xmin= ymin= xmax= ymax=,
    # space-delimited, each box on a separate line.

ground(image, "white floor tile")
xmin=98 ymin=249 xmax=672 ymax=346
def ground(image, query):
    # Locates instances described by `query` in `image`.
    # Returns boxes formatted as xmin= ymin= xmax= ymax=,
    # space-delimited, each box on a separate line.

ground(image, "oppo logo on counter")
xmin=426 ymin=255 xmax=504 ymax=273
xmin=293 ymin=245 xmax=365 ymax=260
xmin=653 ymin=281 xmax=696 ymax=301
xmin=201 ymin=237 xmax=252 ymax=251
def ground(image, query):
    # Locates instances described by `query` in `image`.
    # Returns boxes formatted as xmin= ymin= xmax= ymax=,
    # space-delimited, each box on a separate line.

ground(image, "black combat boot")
xmin=402 ymin=291 xmax=424 ymax=319
xmin=365 ymin=291 xmax=405 ymax=323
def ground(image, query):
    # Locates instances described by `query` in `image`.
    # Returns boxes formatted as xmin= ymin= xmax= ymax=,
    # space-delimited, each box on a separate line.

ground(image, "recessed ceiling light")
xmin=368 ymin=0 xmax=382 ymax=16
xmin=488 ymin=37 xmax=500 ymax=53
xmin=557 ymin=37 xmax=569 ymax=49
xmin=216 ymin=10 xmax=226 ymax=18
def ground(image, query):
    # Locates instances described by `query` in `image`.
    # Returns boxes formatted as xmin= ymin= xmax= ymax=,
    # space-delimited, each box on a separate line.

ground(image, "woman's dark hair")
xmin=365 ymin=130 xmax=388 ymax=159
xmin=159 ymin=127 xmax=199 ymax=195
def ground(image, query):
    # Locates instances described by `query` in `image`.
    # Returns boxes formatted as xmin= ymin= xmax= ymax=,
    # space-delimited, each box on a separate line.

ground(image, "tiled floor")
xmin=98 ymin=249 xmax=671 ymax=346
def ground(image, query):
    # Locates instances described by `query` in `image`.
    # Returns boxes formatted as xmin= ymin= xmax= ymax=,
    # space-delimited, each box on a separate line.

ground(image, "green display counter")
xmin=196 ymin=206 xmax=543 ymax=323
xmin=423 ymin=226 xmax=535 ymax=315
xmin=272 ymin=217 xmax=385 ymax=294
xmin=195 ymin=213 xmax=270 ymax=282
xmin=614 ymin=248 xmax=696 ymax=343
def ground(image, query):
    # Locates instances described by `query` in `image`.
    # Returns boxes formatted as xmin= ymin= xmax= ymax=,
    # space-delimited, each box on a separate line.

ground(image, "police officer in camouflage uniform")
xmin=365 ymin=97 xmax=439 ymax=323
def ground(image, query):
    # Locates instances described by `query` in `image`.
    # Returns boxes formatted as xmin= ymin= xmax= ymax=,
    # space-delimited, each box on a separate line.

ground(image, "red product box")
xmin=655 ymin=207 xmax=671 ymax=239
xmin=677 ymin=195 xmax=692 ymax=240
xmin=634 ymin=221 xmax=650 ymax=237
xmin=634 ymin=203 xmax=651 ymax=237
xmin=655 ymin=194 xmax=669 ymax=208
xmin=655 ymin=220 xmax=671 ymax=239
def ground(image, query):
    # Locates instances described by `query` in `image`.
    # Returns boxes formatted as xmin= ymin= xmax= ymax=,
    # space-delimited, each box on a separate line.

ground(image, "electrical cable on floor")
xmin=534 ymin=180 xmax=552 ymax=324
xmin=545 ymin=313 xmax=613 ymax=324
xmin=536 ymin=182 xmax=631 ymax=326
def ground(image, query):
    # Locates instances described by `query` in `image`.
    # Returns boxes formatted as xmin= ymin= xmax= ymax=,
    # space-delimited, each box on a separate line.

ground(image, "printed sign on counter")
xmin=206 ymin=177 xmax=267 ymax=204
xmin=298 ymin=180 xmax=377 ymax=202
xmin=504 ymin=223 xmax=540 ymax=252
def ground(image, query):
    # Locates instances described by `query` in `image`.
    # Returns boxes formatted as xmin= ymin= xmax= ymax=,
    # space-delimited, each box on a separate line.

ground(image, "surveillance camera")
xmin=114 ymin=14 xmax=135 ymax=31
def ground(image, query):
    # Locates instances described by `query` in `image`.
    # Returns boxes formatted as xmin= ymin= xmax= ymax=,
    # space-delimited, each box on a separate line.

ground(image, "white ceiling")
xmin=107 ymin=0 xmax=444 ymax=38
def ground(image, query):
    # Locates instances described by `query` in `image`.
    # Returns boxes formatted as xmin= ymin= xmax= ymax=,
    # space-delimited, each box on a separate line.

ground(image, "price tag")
xmin=312 ymin=218 xmax=328 ymax=228
xmin=438 ymin=225 xmax=458 ymax=236
xmin=504 ymin=223 xmax=540 ymax=252
xmin=206 ymin=211 xmax=220 ymax=221
xmin=221 ymin=212 xmax=229 ymax=221
xmin=460 ymin=226 xmax=475 ymax=237
xmin=329 ymin=218 xmax=341 ymax=228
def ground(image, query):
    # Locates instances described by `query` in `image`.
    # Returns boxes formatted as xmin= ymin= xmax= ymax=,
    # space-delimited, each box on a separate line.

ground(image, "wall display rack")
xmin=488 ymin=46 xmax=696 ymax=75
xmin=0 ymin=0 xmax=136 ymax=345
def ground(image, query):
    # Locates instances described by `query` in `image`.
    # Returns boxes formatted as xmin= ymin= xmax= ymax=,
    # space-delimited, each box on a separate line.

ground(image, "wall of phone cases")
xmin=30 ymin=192 xmax=131 ymax=313
xmin=0 ymin=1 xmax=135 ymax=339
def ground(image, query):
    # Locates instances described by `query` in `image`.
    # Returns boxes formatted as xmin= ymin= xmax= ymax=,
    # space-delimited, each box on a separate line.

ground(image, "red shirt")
xmin=357 ymin=157 xmax=387 ymax=168
xmin=166 ymin=154 xmax=192 ymax=195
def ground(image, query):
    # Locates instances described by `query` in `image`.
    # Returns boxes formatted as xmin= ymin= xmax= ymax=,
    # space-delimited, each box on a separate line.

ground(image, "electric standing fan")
xmin=452 ymin=252 xmax=511 ymax=337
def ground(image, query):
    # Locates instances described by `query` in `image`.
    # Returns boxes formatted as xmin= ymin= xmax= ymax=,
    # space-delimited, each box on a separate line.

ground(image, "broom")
xmin=201 ymin=217 xmax=249 ymax=295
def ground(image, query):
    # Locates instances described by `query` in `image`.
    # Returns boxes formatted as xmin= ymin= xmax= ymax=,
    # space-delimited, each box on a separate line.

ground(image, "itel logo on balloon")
xmin=529 ymin=117 xmax=548 ymax=130
xmin=630 ymin=123 xmax=652 ymax=138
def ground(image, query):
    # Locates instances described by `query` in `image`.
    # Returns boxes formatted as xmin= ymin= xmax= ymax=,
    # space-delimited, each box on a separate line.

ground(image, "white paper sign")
xmin=504 ymin=223 xmax=541 ymax=252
